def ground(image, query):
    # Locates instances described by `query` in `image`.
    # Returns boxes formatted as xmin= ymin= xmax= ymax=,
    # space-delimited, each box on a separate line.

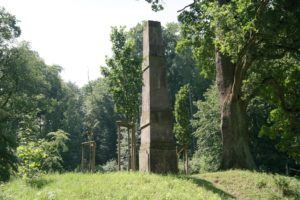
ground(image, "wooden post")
xmin=185 ymin=148 xmax=189 ymax=175
xmin=131 ymin=124 xmax=136 ymax=170
xmin=92 ymin=142 xmax=96 ymax=172
xmin=116 ymin=121 xmax=136 ymax=171
xmin=176 ymin=146 xmax=178 ymax=170
xmin=118 ymin=126 xmax=121 ymax=171
xmin=81 ymin=143 xmax=84 ymax=171
xmin=127 ymin=127 xmax=131 ymax=171
xmin=187 ymin=150 xmax=189 ymax=175
xmin=89 ymin=144 xmax=92 ymax=172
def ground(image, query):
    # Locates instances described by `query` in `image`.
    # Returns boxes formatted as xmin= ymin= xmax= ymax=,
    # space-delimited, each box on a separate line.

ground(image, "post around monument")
xmin=117 ymin=121 xmax=137 ymax=171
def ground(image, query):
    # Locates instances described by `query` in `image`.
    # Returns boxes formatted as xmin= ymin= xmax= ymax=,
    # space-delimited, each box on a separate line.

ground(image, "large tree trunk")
xmin=216 ymin=51 xmax=256 ymax=169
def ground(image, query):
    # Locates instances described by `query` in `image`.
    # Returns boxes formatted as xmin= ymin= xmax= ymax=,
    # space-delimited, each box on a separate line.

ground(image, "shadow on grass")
xmin=178 ymin=176 xmax=236 ymax=199
xmin=27 ymin=177 xmax=54 ymax=189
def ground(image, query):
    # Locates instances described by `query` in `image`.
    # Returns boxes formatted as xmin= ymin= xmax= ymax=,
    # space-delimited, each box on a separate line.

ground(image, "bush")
xmin=189 ymin=155 xmax=201 ymax=174
xmin=17 ymin=141 xmax=46 ymax=179
xmin=102 ymin=159 xmax=118 ymax=172
xmin=25 ymin=176 xmax=51 ymax=188
xmin=17 ymin=130 xmax=69 ymax=180
xmin=189 ymin=151 xmax=221 ymax=174
xmin=191 ymin=84 xmax=222 ymax=173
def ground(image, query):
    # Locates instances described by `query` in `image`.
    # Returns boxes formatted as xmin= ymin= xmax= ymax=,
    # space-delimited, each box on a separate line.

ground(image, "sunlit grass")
xmin=0 ymin=172 xmax=223 ymax=200
xmin=197 ymin=170 xmax=300 ymax=199
xmin=1 ymin=170 xmax=300 ymax=200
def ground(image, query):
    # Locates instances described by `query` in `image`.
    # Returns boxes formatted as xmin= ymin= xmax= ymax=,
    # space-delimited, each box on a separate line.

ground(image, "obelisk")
xmin=139 ymin=21 xmax=178 ymax=173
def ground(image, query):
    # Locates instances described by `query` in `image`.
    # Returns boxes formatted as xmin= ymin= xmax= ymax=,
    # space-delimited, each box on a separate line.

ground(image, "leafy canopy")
xmin=174 ymin=84 xmax=192 ymax=148
xmin=101 ymin=27 xmax=142 ymax=122
xmin=191 ymin=84 xmax=222 ymax=172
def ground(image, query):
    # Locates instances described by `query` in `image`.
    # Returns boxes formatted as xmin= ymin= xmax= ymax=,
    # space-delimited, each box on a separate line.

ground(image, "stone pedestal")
xmin=139 ymin=21 xmax=178 ymax=173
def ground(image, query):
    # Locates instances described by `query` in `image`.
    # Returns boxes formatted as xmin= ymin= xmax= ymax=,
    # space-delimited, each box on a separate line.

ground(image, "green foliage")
xmin=1 ymin=28 xmax=117 ymax=179
xmin=25 ymin=176 xmax=52 ymax=189
xmin=0 ymin=133 xmax=17 ymax=182
xmin=191 ymin=84 xmax=222 ymax=173
xmin=188 ymin=156 xmax=201 ymax=174
xmin=179 ymin=0 xmax=300 ymax=74
xmin=0 ymin=7 xmax=21 ymax=47
xmin=177 ymin=1 xmax=216 ymax=78
xmin=0 ymin=41 xmax=65 ymax=182
xmin=101 ymin=159 xmax=118 ymax=172
xmin=246 ymin=97 xmax=297 ymax=173
xmin=82 ymin=79 xmax=118 ymax=165
xmin=101 ymin=27 xmax=142 ymax=122
xmin=17 ymin=130 xmax=69 ymax=179
xmin=260 ymin=107 xmax=300 ymax=164
xmin=174 ymin=84 xmax=192 ymax=148
xmin=0 ymin=7 xmax=21 ymax=182
xmin=191 ymin=84 xmax=297 ymax=173
xmin=42 ymin=130 xmax=70 ymax=172
xmin=60 ymin=82 xmax=85 ymax=170
xmin=179 ymin=0 xmax=300 ymax=169
xmin=100 ymin=26 xmax=142 ymax=169
xmin=163 ymin=23 xmax=211 ymax=106
xmin=245 ymin=55 xmax=300 ymax=164
xmin=144 ymin=0 xmax=163 ymax=12
xmin=209 ymin=0 xmax=257 ymax=61
xmin=16 ymin=141 xmax=46 ymax=179
xmin=0 ymin=40 xmax=77 ymax=180
xmin=0 ymin=6 xmax=117 ymax=181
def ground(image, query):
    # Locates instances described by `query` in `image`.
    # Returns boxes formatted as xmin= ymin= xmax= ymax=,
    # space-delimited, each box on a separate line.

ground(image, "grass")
xmin=196 ymin=170 xmax=300 ymax=199
xmin=1 ymin=170 xmax=300 ymax=200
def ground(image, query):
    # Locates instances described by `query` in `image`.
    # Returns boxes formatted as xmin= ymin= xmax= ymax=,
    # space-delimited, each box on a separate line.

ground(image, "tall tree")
xmin=101 ymin=27 xmax=142 ymax=123
xmin=0 ymin=10 xmax=21 ymax=178
xmin=60 ymin=82 xmax=85 ymax=170
xmin=174 ymin=84 xmax=192 ymax=174
xmin=0 ymin=40 xmax=49 ymax=181
xmin=82 ymin=79 xmax=118 ymax=165
xmin=175 ymin=0 xmax=300 ymax=169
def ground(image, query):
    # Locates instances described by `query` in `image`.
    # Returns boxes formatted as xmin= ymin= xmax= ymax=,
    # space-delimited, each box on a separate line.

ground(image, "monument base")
xmin=139 ymin=144 xmax=178 ymax=173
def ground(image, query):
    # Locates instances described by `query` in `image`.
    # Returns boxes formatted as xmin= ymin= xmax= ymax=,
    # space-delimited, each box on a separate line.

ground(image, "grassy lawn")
xmin=1 ymin=170 xmax=300 ymax=200
xmin=196 ymin=170 xmax=300 ymax=199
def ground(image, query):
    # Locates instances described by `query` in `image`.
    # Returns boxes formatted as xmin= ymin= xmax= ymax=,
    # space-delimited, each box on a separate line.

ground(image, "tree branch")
xmin=230 ymin=0 xmax=270 ymax=100
xmin=264 ymin=77 xmax=300 ymax=113
xmin=177 ymin=0 xmax=196 ymax=13
xmin=269 ymin=43 xmax=300 ymax=56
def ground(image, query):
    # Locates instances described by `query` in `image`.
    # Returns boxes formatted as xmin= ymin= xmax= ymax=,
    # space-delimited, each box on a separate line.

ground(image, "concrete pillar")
xmin=139 ymin=21 xmax=178 ymax=173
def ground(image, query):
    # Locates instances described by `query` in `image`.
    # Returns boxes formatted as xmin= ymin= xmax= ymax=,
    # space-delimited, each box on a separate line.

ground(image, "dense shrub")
xmin=191 ymin=84 xmax=222 ymax=173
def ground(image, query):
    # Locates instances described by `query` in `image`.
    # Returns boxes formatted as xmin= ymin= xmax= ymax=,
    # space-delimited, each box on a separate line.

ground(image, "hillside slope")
xmin=1 ymin=170 xmax=300 ymax=200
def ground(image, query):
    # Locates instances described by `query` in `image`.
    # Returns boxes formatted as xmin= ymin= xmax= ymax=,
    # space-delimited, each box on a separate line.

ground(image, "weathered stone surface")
xmin=139 ymin=21 xmax=178 ymax=173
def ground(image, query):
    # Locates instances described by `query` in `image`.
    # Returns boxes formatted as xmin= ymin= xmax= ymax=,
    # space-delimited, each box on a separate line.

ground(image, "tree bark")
xmin=216 ymin=51 xmax=256 ymax=169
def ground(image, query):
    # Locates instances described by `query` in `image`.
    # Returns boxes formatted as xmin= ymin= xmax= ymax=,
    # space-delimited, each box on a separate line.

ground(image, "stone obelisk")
xmin=139 ymin=21 xmax=178 ymax=173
